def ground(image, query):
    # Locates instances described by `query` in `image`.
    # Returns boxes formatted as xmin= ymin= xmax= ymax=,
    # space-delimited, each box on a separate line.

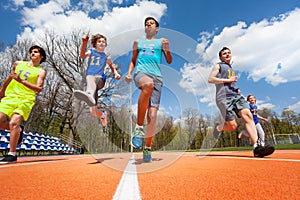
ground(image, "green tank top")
xmin=6 ymin=61 xmax=42 ymax=101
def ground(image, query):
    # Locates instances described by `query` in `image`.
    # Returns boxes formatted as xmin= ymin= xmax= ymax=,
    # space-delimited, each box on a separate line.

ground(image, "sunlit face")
xmin=220 ymin=49 xmax=231 ymax=63
xmin=248 ymin=95 xmax=256 ymax=104
xmin=30 ymin=48 xmax=42 ymax=62
xmin=145 ymin=19 xmax=158 ymax=34
xmin=95 ymin=38 xmax=107 ymax=50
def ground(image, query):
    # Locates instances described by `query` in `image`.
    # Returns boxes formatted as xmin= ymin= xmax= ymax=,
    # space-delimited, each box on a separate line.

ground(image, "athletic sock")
xmin=8 ymin=152 xmax=16 ymax=157
xmin=144 ymin=146 xmax=151 ymax=150
xmin=135 ymin=124 xmax=143 ymax=129
xmin=253 ymin=143 xmax=258 ymax=149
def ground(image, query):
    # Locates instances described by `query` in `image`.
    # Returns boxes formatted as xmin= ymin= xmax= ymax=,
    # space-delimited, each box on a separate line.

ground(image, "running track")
xmin=0 ymin=150 xmax=299 ymax=200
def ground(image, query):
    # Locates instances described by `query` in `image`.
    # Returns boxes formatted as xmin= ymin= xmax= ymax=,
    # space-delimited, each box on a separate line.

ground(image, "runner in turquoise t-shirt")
xmin=125 ymin=17 xmax=172 ymax=162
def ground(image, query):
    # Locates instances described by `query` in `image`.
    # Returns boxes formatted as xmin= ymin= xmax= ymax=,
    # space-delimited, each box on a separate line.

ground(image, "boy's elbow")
xmin=208 ymin=78 xmax=214 ymax=84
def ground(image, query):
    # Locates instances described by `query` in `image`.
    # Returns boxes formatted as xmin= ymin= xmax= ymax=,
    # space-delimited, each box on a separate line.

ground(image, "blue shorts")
xmin=216 ymin=94 xmax=249 ymax=121
xmin=134 ymin=72 xmax=163 ymax=109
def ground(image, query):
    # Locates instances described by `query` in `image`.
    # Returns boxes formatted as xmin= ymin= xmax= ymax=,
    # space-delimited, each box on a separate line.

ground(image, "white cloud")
xmin=288 ymin=101 xmax=300 ymax=113
xmin=179 ymin=8 xmax=300 ymax=114
xmin=196 ymin=8 xmax=300 ymax=86
xmin=16 ymin=0 xmax=167 ymax=51
xmin=12 ymin=0 xmax=37 ymax=7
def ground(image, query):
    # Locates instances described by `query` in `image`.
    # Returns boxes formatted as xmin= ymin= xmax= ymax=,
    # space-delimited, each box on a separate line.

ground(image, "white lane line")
xmin=207 ymin=156 xmax=300 ymax=162
xmin=0 ymin=156 xmax=88 ymax=168
xmin=113 ymin=155 xmax=141 ymax=200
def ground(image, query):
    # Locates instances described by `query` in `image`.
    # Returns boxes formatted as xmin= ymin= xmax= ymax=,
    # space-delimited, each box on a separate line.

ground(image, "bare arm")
xmin=125 ymin=40 xmax=139 ymax=83
xmin=80 ymin=34 xmax=90 ymax=59
xmin=0 ymin=62 xmax=19 ymax=98
xmin=107 ymin=57 xmax=121 ymax=80
xmin=258 ymin=114 xmax=268 ymax=122
xmin=161 ymin=38 xmax=172 ymax=64
xmin=208 ymin=64 xmax=237 ymax=84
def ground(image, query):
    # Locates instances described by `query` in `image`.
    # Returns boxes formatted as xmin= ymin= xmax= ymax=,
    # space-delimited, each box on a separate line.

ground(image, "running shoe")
xmin=0 ymin=155 xmax=17 ymax=164
xmin=253 ymin=145 xmax=275 ymax=157
xmin=100 ymin=111 xmax=107 ymax=127
xmin=74 ymin=90 xmax=96 ymax=106
xmin=131 ymin=127 xmax=144 ymax=148
xmin=143 ymin=148 xmax=152 ymax=163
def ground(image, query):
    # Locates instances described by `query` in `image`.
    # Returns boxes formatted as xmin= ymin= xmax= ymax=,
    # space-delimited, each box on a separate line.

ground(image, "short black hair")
xmin=144 ymin=16 xmax=159 ymax=27
xmin=29 ymin=45 xmax=46 ymax=63
xmin=218 ymin=47 xmax=230 ymax=58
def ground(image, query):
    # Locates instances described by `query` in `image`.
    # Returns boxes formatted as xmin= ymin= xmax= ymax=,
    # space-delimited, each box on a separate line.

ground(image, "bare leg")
xmin=0 ymin=112 xmax=10 ymax=130
xmin=8 ymin=114 xmax=23 ymax=152
xmin=137 ymin=81 xmax=154 ymax=126
xmin=239 ymin=108 xmax=258 ymax=145
xmin=145 ymin=107 xmax=157 ymax=147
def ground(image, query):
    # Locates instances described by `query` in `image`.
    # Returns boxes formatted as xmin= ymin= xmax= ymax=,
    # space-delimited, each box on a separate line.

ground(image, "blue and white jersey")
xmin=86 ymin=48 xmax=107 ymax=76
xmin=249 ymin=103 xmax=259 ymax=124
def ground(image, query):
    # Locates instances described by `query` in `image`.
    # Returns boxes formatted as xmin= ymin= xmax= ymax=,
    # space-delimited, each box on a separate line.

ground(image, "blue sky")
xmin=1 ymin=0 xmax=300 ymax=120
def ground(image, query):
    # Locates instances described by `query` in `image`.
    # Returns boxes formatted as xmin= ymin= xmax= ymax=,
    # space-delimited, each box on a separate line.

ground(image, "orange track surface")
xmin=0 ymin=150 xmax=299 ymax=200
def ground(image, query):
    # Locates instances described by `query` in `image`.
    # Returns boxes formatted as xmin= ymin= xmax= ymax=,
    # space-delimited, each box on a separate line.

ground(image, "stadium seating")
xmin=0 ymin=129 xmax=78 ymax=156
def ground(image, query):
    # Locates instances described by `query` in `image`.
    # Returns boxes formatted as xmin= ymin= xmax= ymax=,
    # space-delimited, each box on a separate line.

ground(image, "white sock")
xmin=136 ymin=124 xmax=143 ymax=129
xmin=253 ymin=143 xmax=258 ymax=149
xmin=145 ymin=146 xmax=151 ymax=150
xmin=8 ymin=152 xmax=16 ymax=156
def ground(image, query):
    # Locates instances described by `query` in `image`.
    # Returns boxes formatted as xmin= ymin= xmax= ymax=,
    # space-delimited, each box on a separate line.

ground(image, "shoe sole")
xmin=131 ymin=136 xmax=143 ymax=149
xmin=74 ymin=90 xmax=95 ymax=106
xmin=0 ymin=161 xmax=17 ymax=165
xmin=255 ymin=146 xmax=275 ymax=158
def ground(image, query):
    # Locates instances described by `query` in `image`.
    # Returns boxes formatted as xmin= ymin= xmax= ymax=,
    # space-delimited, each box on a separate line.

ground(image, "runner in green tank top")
xmin=0 ymin=45 xmax=47 ymax=163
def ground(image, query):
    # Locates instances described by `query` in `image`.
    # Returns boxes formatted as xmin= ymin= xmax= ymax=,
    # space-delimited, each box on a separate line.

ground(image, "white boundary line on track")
xmin=206 ymin=156 xmax=300 ymax=162
xmin=0 ymin=156 xmax=88 ymax=168
xmin=113 ymin=155 xmax=141 ymax=200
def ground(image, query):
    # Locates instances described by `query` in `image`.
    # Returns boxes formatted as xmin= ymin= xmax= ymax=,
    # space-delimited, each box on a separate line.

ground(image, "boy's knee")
xmin=226 ymin=121 xmax=238 ymax=131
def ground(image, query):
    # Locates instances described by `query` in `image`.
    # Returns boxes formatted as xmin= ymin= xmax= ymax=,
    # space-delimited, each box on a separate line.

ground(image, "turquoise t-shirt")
xmin=135 ymin=39 xmax=163 ymax=77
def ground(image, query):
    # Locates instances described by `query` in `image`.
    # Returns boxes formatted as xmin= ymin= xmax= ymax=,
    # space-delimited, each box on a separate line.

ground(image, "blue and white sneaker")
xmin=143 ymin=148 xmax=152 ymax=163
xmin=131 ymin=127 xmax=144 ymax=148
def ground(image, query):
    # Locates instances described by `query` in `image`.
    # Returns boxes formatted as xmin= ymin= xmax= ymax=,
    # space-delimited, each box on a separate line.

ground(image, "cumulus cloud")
xmin=288 ymin=101 xmax=300 ymax=113
xmin=196 ymin=8 xmax=300 ymax=86
xmin=16 ymin=0 xmax=167 ymax=51
xmin=179 ymin=8 xmax=300 ymax=113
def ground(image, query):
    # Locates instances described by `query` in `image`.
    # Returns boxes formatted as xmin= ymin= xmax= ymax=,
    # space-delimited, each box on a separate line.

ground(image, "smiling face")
xmin=95 ymin=38 xmax=107 ymax=51
xmin=247 ymin=95 xmax=256 ymax=104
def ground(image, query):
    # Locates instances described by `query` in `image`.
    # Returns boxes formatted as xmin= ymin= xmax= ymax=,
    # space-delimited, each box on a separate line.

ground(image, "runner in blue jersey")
xmin=208 ymin=47 xmax=274 ymax=157
xmin=125 ymin=17 xmax=172 ymax=162
xmin=74 ymin=34 xmax=120 ymax=126
xmin=239 ymin=94 xmax=269 ymax=146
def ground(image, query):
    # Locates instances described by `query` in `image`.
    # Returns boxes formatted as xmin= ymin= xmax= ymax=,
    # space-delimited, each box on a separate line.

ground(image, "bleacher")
xmin=0 ymin=129 xmax=78 ymax=156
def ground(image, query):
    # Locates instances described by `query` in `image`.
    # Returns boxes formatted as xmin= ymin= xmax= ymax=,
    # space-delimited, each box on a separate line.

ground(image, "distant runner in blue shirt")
xmin=239 ymin=94 xmax=269 ymax=146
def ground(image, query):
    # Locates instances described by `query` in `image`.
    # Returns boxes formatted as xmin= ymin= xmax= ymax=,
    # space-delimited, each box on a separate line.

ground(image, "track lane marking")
xmin=0 ymin=156 xmax=88 ymax=168
xmin=113 ymin=155 xmax=141 ymax=200
xmin=202 ymin=155 xmax=300 ymax=162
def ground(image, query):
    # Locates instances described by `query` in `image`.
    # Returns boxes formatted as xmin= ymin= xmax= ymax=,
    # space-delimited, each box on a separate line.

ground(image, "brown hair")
xmin=247 ymin=94 xmax=255 ymax=101
xmin=91 ymin=34 xmax=107 ymax=47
